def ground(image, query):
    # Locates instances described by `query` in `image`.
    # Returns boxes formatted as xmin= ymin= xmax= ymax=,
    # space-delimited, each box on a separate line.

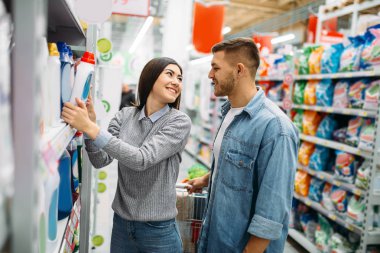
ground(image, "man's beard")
xmin=214 ymin=75 xmax=235 ymax=97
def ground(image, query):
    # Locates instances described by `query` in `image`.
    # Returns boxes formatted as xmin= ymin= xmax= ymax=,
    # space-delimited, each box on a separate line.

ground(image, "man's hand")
xmin=86 ymin=92 xmax=96 ymax=123
xmin=186 ymin=173 xmax=210 ymax=194
xmin=243 ymin=236 xmax=270 ymax=253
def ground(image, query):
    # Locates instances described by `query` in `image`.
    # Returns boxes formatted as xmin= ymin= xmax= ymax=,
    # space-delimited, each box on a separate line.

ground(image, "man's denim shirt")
xmin=197 ymin=88 xmax=299 ymax=253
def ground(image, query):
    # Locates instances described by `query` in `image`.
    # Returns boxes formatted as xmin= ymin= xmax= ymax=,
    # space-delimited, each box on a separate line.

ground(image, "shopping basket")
xmin=176 ymin=184 xmax=208 ymax=253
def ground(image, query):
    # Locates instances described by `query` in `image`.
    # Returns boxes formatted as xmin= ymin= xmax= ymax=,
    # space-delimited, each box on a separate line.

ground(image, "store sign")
xmin=112 ymin=0 xmax=150 ymax=17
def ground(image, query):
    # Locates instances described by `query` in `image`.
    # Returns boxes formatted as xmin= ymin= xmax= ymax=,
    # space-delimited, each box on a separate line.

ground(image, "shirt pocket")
xmin=222 ymin=149 xmax=255 ymax=192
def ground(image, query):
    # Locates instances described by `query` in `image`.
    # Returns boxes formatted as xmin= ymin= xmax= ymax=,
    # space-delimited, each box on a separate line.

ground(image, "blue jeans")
xmin=111 ymin=213 xmax=182 ymax=253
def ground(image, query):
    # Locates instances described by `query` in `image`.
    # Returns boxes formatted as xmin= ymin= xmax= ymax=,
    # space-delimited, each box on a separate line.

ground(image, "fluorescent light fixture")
xmin=189 ymin=55 xmax=213 ymax=66
xmin=129 ymin=16 xmax=154 ymax=54
xmin=271 ymin=33 xmax=295 ymax=45
xmin=222 ymin=26 xmax=231 ymax=35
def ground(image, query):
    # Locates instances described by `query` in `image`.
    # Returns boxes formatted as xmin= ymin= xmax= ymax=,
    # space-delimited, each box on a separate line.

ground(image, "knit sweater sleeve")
xmin=96 ymin=112 xmax=191 ymax=171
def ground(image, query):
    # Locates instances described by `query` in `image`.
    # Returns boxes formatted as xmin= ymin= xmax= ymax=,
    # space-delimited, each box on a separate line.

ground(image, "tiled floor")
xmin=90 ymin=152 xmax=307 ymax=253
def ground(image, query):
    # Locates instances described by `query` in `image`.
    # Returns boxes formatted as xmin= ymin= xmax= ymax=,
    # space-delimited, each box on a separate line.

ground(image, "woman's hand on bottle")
xmin=62 ymin=98 xmax=99 ymax=139
xmin=86 ymin=93 xmax=97 ymax=123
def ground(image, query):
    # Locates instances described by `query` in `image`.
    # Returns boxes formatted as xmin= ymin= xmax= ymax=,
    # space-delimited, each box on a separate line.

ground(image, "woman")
xmin=62 ymin=57 xmax=191 ymax=253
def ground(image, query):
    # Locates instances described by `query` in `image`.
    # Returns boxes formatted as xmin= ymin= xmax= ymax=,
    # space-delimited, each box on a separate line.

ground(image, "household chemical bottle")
xmin=58 ymin=150 xmax=73 ymax=220
xmin=40 ymin=38 xmax=50 ymax=133
xmin=70 ymin=51 xmax=95 ymax=105
xmin=45 ymin=161 xmax=60 ymax=250
xmin=47 ymin=43 xmax=62 ymax=127
xmin=67 ymin=140 xmax=79 ymax=204
xmin=57 ymin=42 xmax=72 ymax=109
xmin=67 ymin=46 xmax=75 ymax=90
xmin=74 ymin=132 xmax=84 ymax=183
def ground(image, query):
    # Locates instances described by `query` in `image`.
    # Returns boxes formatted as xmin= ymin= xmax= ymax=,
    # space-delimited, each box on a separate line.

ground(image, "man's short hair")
xmin=211 ymin=37 xmax=260 ymax=78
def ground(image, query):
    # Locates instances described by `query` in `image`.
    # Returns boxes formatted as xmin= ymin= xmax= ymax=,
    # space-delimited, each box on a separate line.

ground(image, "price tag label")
xmin=309 ymin=170 xmax=316 ymax=176
xmin=320 ymin=175 xmax=325 ymax=180
xmin=342 ymin=109 xmax=350 ymax=115
xmin=354 ymin=189 xmax=362 ymax=196
xmin=333 ymin=180 xmax=342 ymax=186
xmin=328 ymin=213 xmax=337 ymax=221
xmin=362 ymin=111 xmax=368 ymax=117
xmin=346 ymin=224 xmax=354 ymax=231
xmin=305 ymin=200 xmax=312 ymax=206
xmin=327 ymin=108 xmax=334 ymax=113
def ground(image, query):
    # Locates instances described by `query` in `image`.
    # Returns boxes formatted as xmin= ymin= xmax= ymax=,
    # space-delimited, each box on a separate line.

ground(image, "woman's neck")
xmin=145 ymin=97 xmax=166 ymax=117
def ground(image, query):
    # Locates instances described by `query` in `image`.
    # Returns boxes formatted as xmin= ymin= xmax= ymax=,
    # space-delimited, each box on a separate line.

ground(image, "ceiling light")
xmin=222 ymin=26 xmax=231 ymax=35
xmin=128 ymin=16 xmax=154 ymax=54
xmin=271 ymin=33 xmax=295 ymax=45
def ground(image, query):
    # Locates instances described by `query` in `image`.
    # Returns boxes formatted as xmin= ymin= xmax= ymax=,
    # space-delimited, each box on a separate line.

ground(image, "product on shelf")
xmin=308 ymin=178 xmax=325 ymax=202
xmin=348 ymin=79 xmax=368 ymax=109
xmin=334 ymin=151 xmax=357 ymax=184
xmin=57 ymin=42 xmax=73 ymax=109
xmin=346 ymin=117 xmax=364 ymax=147
xmin=309 ymin=146 xmax=331 ymax=171
xmin=316 ymin=79 xmax=334 ymax=106
xmin=329 ymin=232 xmax=357 ymax=253
xmin=315 ymin=214 xmax=333 ymax=252
xmin=58 ymin=150 xmax=73 ymax=220
xmin=361 ymin=24 xmax=380 ymax=70
xmin=258 ymin=56 xmax=269 ymax=76
xmin=347 ymin=195 xmax=366 ymax=225
xmin=321 ymin=43 xmax=344 ymax=74
xmin=316 ymin=116 xmax=338 ymax=140
xmin=333 ymin=127 xmax=347 ymax=143
xmin=339 ymin=36 xmax=365 ymax=72
xmin=293 ymin=110 xmax=304 ymax=133
xmin=333 ymin=80 xmax=350 ymax=108
xmin=330 ymin=187 xmax=349 ymax=213
xmin=358 ymin=119 xmax=376 ymax=151
xmin=298 ymin=46 xmax=314 ymax=75
xmin=298 ymin=142 xmax=316 ymax=166
xmin=309 ymin=46 xmax=324 ymax=74
xmin=47 ymin=43 xmax=62 ymax=127
xmin=355 ymin=159 xmax=371 ymax=190
xmin=300 ymin=212 xmax=318 ymax=242
xmin=267 ymin=81 xmax=283 ymax=102
xmin=363 ymin=79 xmax=380 ymax=110
xmin=304 ymin=80 xmax=318 ymax=105
xmin=295 ymin=170 xmax=312 ymax=196
xmin=303 ymin=110 xmax=322 ymax=136
xmin=293 ymin=81 xmax=307 ymax=105
xmin=321 ymin=183 xmax=335 ymax=212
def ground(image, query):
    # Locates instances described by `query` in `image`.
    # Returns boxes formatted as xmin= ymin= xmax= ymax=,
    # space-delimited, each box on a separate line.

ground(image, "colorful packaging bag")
xmin=267 ymin=81 xmax=283 ymax=102
xmin=293 ymin=110 xmax=304 ymax=133
xmin=316 ymin=79 xmax=334 ymax=106
xmin=295 ymin=170 xmax=312 ymax=196
xmin=316 ymin=116 xmax=338 ymax=140
xmin=308 ymin=178 xmax=326 ymax=202
xmin=309 ymin=46 xmax=324 ymax=74
xmin=303 ymin=111 xmax=322 ymax=136
xmin=330 ymin=187 xmax=349 ymax=213
xmin=293 ymin=81 xmax=307 ymax=105
xmin=309 ymin=146 xmax=330 ymax=171
xmin=298 ymin=142 xmax=316 ymax=166
xmin=321 ymin=43 xmax=344 ymax=74
xmin=347 ymin=195 xmax=366 ymax=225
xmin=334 ymin=151 xmax=356 ymax=184
xmin=355 ymin=160 xmax=371 ymax=190
xmin=304 ymin=80 xmax=318 ymax=105
xmin=339 ymin=36 xmax=365 ymax=72
xmin=298 ymin=46 xmax=314 ymax=75
xmin=346 ymin=117 xmax=364 ymax=147
xmin=348 ymin=79 xmax=368 ymax=109
xmin=333 ymin=80 xmax=350 ymax=108
xmin=363 ymin=79 xmax=380 ymax=110
xmin=361 ymin=24 xmax=380 ymax=70
xmin=358 ymin=119 xmax=375 ymax=152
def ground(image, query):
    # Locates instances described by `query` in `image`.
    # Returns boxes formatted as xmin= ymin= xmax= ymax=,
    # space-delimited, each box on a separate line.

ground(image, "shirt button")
xmin=239 ymin=160 xmax=243 ymax=166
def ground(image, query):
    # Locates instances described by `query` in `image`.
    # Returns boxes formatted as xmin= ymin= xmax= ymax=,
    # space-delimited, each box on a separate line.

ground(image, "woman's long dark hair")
xmin=136 ymin=57 xmax=182 ymax=110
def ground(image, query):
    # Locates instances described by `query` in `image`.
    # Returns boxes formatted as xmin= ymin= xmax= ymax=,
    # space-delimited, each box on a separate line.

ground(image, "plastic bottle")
xmin=45 ymin=161 xmax=60 ymax=249
xmin=47 ymin=43 xmax=62 ymax=127
xmin=57 ymin=42 xmax=72 ymax=109
xmin=74 ymin=132 xmax=84 ymax=183
xmin=67 ymin=140 xmax=79 ymax=204
xmin=58 ymin=150 xmax=73 ymax=220
xmin=70 ymin=51 xmax=95 ymax=105
xmin=67 ymin=46 xmax=75 ymax=90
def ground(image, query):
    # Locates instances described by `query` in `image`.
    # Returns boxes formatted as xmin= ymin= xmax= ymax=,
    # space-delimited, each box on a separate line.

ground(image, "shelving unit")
xmin=288 ymin=228 xmax=319 ymax=253
xmin=11 ymin=0 xmax=94 ymax=252
xmin=292 ymin=104 xmax=377 ymax=118
xmin=184 ymin=147 xmax=211 ymax=169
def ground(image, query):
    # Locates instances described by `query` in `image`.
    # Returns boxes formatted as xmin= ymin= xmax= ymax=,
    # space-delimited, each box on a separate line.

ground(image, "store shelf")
xmin=298 ymin=164 xmax=365 ymax=197
xmin=184 ymin=147 xmax=211 ymax=169
xmin=292 ymin=104 xmax=377 ymax=118
xmin=319 ymin=0 xmax=380 ymax=21
xmin=295 ymin=70 xmax=380 ymax=80
xmin=293 ymin=192 xmax=363 ymax=235
xmin=256 ymin=76 xmax=284 ymax=81
xmin=47 ymin=0 xmax=86 ymax=45
xmin=41 ymin=123 xmax=77 ymax=164
xmin=367 ymin=229 xmax=380 ymax=245
xmin=53 ymin=216 xmax=70 ymax=253
xmin=299 ymin=134 xmax=373 ymax=159
xmin=288 ymin=228 xmax=319 ymax=253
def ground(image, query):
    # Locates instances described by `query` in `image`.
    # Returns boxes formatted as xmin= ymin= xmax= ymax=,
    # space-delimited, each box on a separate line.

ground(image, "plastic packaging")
xmin=316 ymin=79 xmax=334 ymax=106
xmin=339 ymin=36 xmax=365 ymax=72
xmin=293 ymin=81 xmax=306 ymax=105
xmin=57 ymin=42 xmax=72 ymax=107
xmin=333 ymin=127 xmax=347 ymax=143
xmin=309 ymin=46 xmax=324 ymax=74
xmin=346 ymin=117 xmax=363 ymax=147
xmin=316 ymin=116 xmax=337 ymax=140
xmin=321 ymin=43 xmax=344 ymax=73
xmin=298 ymin=142 xmax=316 ymax=166
xmin=295 ymin=170 xmax=311 ymax=196
xmin=67 ymin=140 xmax=79 ymax=204
xmin=315 ymin=214 xmax=333 ymax=252
xmin=304 ymin=80 xmax=318 ymax=105
xmin=308 ymin=178 xmax=325 ymax=202
xmin=309 ymin=146 xmax=330 ymax=171
xmin=293 ymin=110 xmax=304 ymax=133
xmin=348 ymin=79 xmax=368 ymax=109
xmin=333 ymin=80 xmax=350 ymax=108
xmin=58 ymin=150 xmax=73 ymax=220
xmin=303 ymin=111 xmax=322 ymax=136
xmin=298 ymin=46 xmax=313 ymax=75
xmin=361 ymin=24 xmax=380 ymax=70
xmin=330 ymin=187 xmax=349 ymax=213
xmin=267 ymin=81 xmax=283 ymax=102
xmin=358 ymin=119 xmax=375 ymax=151
xmin=321 ymin=183 xmax=335 ymax=211
xmin=347 ymin=195 xmax=366 ymax=225
xmin=334 ymin=151 xmax=356 ymax=184
xmin=47 ymin=43 xmax=62 ymax=127
xmin=69 ymin=51 xmax=95 ymax=105
xmin=355 ymin=160 xmax=371 ymax=190
xmin=363 ymin=79 xmax=380 ymax=110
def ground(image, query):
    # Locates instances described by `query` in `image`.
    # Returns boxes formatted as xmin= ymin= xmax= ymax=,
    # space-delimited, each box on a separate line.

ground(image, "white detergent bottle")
xmin=57 ymin=42 xmax=72 ymax=108
xmin=47 ymin=43 xmax=62 ymax=127
xmin=70 ymin=51 xmax=95 ymax=105
xmin=67 ymin=46 xmax=75 ymax=90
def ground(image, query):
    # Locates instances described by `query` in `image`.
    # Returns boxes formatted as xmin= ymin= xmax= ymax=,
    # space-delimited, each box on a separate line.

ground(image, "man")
xmin=119 ymin=83 xmax=136 ymax=110
xmin=187 ymin=38 xmax=299 ymax=253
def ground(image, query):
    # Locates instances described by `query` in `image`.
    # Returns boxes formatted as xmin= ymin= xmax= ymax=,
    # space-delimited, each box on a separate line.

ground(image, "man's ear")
xmin=237 ymin=63 xmax=245 ymax=76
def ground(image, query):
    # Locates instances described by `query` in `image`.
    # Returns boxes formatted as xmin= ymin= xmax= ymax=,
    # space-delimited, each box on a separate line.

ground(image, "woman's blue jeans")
xmin=111 ymin=213 xmax=183 ymax=253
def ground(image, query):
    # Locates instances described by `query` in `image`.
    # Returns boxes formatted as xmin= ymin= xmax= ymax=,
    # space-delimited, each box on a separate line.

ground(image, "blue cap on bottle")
xmin=56 ymin=41 xmax=67 ymax=52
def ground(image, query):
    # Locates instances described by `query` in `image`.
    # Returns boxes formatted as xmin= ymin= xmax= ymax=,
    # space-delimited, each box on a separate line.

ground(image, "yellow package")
xmin=298 ymin=141 xmax=316 ymax=166
xmin=303 ymin=110 xmax=322 ymax=136
xmin=295 ymin=170 xmax=311 ymax=196
xmin=304 ymin=80 xmax=318 ymax=105
xmin=308 ymin=46 xmax=324 ymax=74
